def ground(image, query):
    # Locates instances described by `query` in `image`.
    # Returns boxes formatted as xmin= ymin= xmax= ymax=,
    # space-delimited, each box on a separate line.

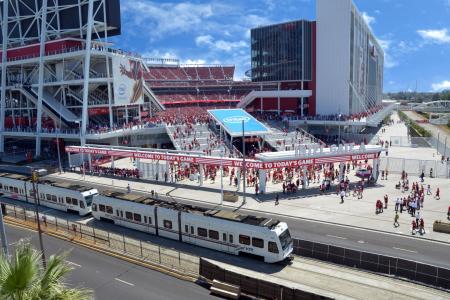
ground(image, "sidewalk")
xmin=377 ymin=111 xmax=442 ymax=161
xmin=48 ymin=171 xmax=450 ymax=244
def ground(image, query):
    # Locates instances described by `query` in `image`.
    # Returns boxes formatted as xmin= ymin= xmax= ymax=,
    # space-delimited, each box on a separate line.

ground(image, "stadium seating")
xmin=145 ymin=65 xmax=235 ymax=82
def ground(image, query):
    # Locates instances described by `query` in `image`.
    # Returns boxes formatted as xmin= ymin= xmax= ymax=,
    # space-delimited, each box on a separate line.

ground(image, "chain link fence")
xmin=293 ymin=239 xmax=450 ymax=290
xmin=379 ymin=157 xmax=450 ymax=178
xmin=3 ymin=204 xmax=199 ymax=276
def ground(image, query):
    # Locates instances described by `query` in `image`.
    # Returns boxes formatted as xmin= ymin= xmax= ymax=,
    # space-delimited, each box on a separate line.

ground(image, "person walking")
xmin=275 ymin=194 xmax=279 ymax=206
xmin=395 ymin=197 xmax=400 ymax=212
xmin=127 ymin=183 xmax=131 ymax=193
xmin=435 ymin=187 xmax=440 ymax=200
xmin=415 ymin=211 xmax=421 ymax=228
xmin=394 ymin=212 xmax=400 ymax=228
xmin=384 ymin=194 xmax=388 ymax=209
xmin=426 ymin=184 xmax=431 ymax=195
xmin=419 ymin=218 xmax=425 ymax=234
xmin=340 ymin=190 xmax=345 ymax=204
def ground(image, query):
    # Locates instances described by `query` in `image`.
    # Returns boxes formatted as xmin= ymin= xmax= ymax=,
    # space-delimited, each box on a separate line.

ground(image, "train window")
xmin=223 ymin=233 xmax=227 ymax=242
xmin=190 ymin=226 xmax=194 ymax=234
xmin=80 ymin=201 xmax=85 ymax=209
xmin=163 ymin=220 xmax=172 ymax=229
xmin=268 ymin=242 xmax=279 ymax=253
xmin=65 ymin=197 xmax=71 ymax=204
xmin=84 ymin=195 xmax=93 ymax=205
xmin=229 ymin=234 xmax=233 ymax=243
xmin=52 ymin=195 xmax=57 ymax=202
xmin=92 ymin=204 xmax=97 ymax=211
xmin=252 ymin=238 xmax=264 ymax=248
xmin=120 ymin=211 xmax=123 ymax=218
xmin=185 ymin=225 xmax=188 ymax=233
xmin=46 ymin=194 xmax=52 ymax=201
xmin=197 ymin=227 xmax=207 ymax=237
xmin=209 ymin=230 xmax=219 ymax=240
xmin=116 ymin=210 xmax=119 ymax=217
xmin=148 ymin=217 xmax=152 ymax=224
xmin=72 ymin=198 xmax=78 ymax=206
xmin=144 ymin=216 xmax=147 ymax=223
xmin=13 ymin=187 xmax=18 ymax=193
xmin=125 ymin=211 xmax=133 ymax=220
xmin=99 ymin=204 xmax=105 ymax=212
xmin=133 ymin=213 xmax=142 ymax=222
xmin=239 ymin=235 xmax=250 ymax=245
xmin=0 ymin=183 xmax=2 ymax=189
xmin=106 ymin=206 xmax=113 ymax=214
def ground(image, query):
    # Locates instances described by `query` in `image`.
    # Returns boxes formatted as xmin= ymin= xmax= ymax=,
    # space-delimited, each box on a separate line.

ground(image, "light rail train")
xmin=0 ymin=173 xmax=98 ymax=216
xmin=0 ymin=172 xmax=293 ymax=263
xmin=92 ymin=191 xmax=293 ymax=263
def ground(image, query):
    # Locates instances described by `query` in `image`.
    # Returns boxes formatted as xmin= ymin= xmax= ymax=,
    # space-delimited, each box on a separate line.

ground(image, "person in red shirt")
xmin=435 ymin=187 xmax=440 ymax=200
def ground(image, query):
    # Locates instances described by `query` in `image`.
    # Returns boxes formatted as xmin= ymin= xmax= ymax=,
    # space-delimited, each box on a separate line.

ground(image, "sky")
xmin=111 ymin=0 xmax=450 ymax=93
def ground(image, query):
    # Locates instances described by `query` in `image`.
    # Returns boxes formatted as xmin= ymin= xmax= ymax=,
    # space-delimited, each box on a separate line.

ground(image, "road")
xmin=3 ymin=175 xmax=450 ymax=270
xmin=4 ymin=224 xmax=217 ymax=300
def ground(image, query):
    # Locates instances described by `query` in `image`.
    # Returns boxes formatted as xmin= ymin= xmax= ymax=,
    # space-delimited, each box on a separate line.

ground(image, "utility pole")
xmin=0 ymin=201 xmax=9 ymax=257
xmin=242 ymin=120 xmax=246 ymax=205
xmin=31 ymin=170 xmax=46 ymax=268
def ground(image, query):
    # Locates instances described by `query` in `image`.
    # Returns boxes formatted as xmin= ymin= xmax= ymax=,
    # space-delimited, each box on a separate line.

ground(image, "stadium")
xmin=0 ymin=0 xmax=391 ymax=163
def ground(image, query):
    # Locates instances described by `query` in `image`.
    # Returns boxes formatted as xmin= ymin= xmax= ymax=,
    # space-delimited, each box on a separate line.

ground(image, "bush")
xmin=398 ymin=110 xmax=432 ymax=137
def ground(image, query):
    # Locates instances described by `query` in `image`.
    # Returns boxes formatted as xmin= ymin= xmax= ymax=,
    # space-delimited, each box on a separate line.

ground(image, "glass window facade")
xmin=251 ymin=20 xmax=313 ymax=82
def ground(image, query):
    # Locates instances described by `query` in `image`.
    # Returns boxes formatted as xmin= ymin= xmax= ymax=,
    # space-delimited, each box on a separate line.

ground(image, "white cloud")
xmin=374 ymin=10 xmax=381 ymax=14
xmin=195 ymin=35 xmax=247 ymax=52
xmin=142 ymin=50 xmax=178 ymax=60
xmin=122 ymin=1 xmax=214 ymax=39
xmin=378 ymin=39 xmax=398 ymax=68
xmin=431 ymin=80 xmax=450 ymax=91
xmin=362 ymin=12 xmax=375 ymax=29
xmin=417 ymin=29 xmax=450 ymax=44
xmin=195 ymin=35 xmax=214 ymax=46
xmin=183 ymin=59 xmax=207 ymax=65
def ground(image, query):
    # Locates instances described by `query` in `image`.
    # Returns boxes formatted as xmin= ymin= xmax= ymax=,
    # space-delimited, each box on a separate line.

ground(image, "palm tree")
xmin=0 ymin=240 xmax=93 ymax=300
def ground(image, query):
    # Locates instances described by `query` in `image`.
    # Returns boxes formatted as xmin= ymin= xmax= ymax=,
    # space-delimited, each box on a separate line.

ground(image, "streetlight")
xmin=242 ymin=120 xmax=246 ymax=205
xmin=31 ymin=170 xmax=46 ymax=268
xmin=0 ymin=200 xmax=9 ymax=257
xmin=74 ymin=120 xmax=85 ymax=179
xmin=219 ymin=145 xmax=225 ymax=206
xmin=338 ymin=113 xmax=342 ymax=144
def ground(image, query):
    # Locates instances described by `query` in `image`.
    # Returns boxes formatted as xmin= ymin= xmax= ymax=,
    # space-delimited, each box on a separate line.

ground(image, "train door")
xmin=184 ymin=222 xmax=195 ymax=245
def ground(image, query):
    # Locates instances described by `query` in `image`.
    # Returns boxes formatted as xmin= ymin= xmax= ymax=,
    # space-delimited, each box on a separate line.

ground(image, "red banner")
xmin=66 ymin=146 xmax=381 ymax=170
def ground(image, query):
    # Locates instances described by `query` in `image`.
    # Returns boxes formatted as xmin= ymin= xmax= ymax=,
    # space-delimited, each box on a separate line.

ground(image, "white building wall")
xmin=316 ymin=0 xmax=352 ymax=116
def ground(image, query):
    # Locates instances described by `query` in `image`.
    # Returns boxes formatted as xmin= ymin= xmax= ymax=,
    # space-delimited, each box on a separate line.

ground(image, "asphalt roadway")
xmin=41 ymin=176 xmax=450 ymax=270
xmin=3 ymin=175 xmax=450 ymax=272
xmin=4 ymin=224 xmax=218 ymax=300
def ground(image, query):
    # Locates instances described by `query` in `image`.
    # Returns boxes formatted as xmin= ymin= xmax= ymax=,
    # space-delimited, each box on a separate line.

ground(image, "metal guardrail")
xmin=292 ymin=238 xmax=450 ymax=291
xmin=3 ymin=203 xmax=199 ymax=276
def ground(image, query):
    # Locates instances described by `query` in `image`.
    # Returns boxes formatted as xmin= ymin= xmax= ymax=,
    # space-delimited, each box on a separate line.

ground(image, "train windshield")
xmin=279 ymin=229 xmax=292 ymax=250
xmin=84 ymin=195 xmax=94 ymax=206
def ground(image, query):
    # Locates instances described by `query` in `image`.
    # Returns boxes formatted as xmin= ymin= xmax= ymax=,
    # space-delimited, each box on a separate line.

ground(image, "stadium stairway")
xmin=260 ymin=120 xmax=319 ymax=151
xmin=165 ymin=124 xmax=233 ymax=156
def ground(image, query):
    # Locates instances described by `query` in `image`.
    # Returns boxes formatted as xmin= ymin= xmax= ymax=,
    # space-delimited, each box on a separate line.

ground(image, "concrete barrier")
xmin=199 ymin=258 xmax=333 ymax=300
xmin=433 ymin=221 xmax=450 ymax=234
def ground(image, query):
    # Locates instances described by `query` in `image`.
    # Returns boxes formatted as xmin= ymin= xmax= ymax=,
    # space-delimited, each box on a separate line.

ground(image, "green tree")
xmin=0 ymin=241 xmax=92 ymax=300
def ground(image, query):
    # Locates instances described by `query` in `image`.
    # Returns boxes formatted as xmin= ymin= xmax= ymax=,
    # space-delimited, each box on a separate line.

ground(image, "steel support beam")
xmin=0 ymin=0 xmax=9 ymax=153
xmin=35 ymin=0 xmax=49 ymax=157
xmin=80 ymin=0 xmax=95 ymax=146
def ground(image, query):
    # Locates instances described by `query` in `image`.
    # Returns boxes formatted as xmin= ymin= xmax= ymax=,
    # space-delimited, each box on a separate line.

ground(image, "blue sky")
xmin=111 ymin=0 xmax=450 ymax=93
